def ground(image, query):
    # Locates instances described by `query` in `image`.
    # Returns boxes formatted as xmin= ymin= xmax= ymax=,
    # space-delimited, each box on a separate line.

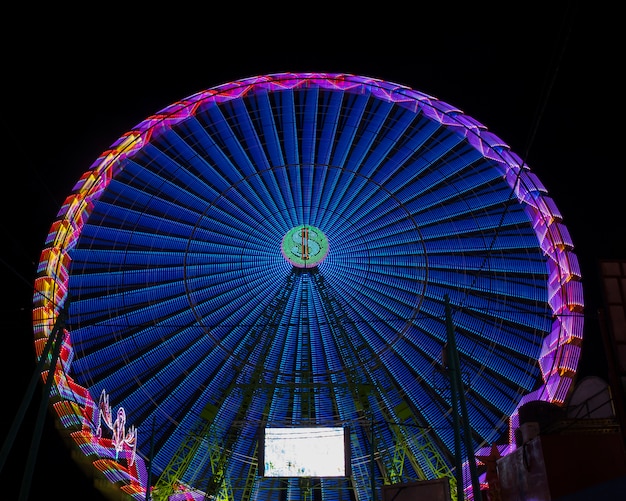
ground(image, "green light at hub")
xmin=281 ymin=225 xmax=329 ymax=268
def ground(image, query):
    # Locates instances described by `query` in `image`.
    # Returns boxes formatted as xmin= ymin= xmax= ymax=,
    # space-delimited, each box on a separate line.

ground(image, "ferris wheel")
xmin=33 ymin=72 xmax=583 ymax=500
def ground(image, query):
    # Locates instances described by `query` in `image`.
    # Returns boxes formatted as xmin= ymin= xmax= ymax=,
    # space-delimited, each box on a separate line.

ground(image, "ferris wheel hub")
xmin=281 ymin=224 xmax=329 ymax=268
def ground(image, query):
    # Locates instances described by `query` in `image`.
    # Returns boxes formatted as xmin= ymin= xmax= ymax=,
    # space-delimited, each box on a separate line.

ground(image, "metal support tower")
xmin=151 ymin=271 xmax=297 ymax=500
xmin=311 ymin=271 xmax=454 ymax=499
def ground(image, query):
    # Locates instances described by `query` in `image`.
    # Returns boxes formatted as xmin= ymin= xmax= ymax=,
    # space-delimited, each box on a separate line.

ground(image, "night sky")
xmin=2 ymin=4 xmax=623 ymax=500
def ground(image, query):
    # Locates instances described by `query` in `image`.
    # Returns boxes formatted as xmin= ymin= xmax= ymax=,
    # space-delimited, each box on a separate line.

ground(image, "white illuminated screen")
xmin=263 ymin=427 xmax=348 ymax=477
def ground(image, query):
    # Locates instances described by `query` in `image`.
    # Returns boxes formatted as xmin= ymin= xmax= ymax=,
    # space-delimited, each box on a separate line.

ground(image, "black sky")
xmin=2 ymin=4 xmax=624 ymax=500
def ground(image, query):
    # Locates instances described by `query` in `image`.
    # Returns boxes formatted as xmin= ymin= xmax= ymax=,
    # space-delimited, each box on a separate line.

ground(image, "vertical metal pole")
xmin=445 ymin=296 xmax=465 ymax=501
xmin=457 ymin=369 xmax=482 ymax=500
xmin=445 ymin=295 xmax=482 ymax=500
xmin=371 ymin=413 xmax=376 ymax=501
xmin=19 ymin=306 xmax=67 ymax=501
xmin=0 ymin=306 xmax=66 ymax=473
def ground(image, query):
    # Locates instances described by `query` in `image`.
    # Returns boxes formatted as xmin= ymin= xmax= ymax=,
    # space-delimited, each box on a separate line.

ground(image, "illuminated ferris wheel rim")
xmin=32 ymin=72 xmax=585 ymax=499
